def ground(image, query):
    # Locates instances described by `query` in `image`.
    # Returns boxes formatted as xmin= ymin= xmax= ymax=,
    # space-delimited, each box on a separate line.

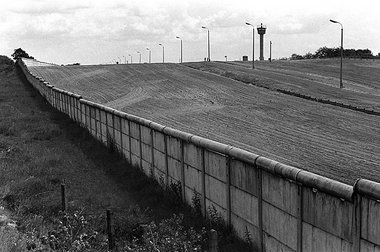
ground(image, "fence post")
xmin=180 ymin=140 xmax=186 ymax=201
xmin=150 ymin=129 xmax=155 ymax=178
xmin=74 ymin=97 xmax=77 ymax=121
xmin=297 ymin=184 xmax=303 ymax=252
xmin=106 ymin=209 xmax=115 ymax=251
xmin=128 ymin=120 xmax=132 ymax=163
xmin=209 ymin=229 xmax=218 ymax=252
xmin=164 ymin=134 xmax=169 ymax=186
xmin=226 ymin=156 xmax=232 ymax=227
xmin=112 ymin=113 xmax=116 ymax=147
xmin=52 ymin=89 xmax=55 ymax=108
xmin=61 ymin=183 xmax=66 ymax=212
xmin=65 ymin=94 xmax=69 ymax=115
xmin=80 ymin=102 xmax=84 ymax=127
xmin=352 ymin=180 xmax=362 ymax=252
xmin=119 ymin=116 xmax=123 ymax=156
xmin=74 ymin=97 xmax=77 ymax=122
xmin=139 ymin=124 xmax=143 ymax=170
xmin=98 ymin=107 xmax=102 ymax=141
xmin=256 ymin=167 xmax=264 ymax=252
xmin=86 ymin=104 xmax=92 ymax=135
xmin=201 ymin=148 xmax=207 ymax=217
xmin=94 ymin=108 xmax=100 ymax=138
xmin=69 ymin=96 xmax=72 ymax=119
xmin=59 ymin=93 xmax=63 ymax=112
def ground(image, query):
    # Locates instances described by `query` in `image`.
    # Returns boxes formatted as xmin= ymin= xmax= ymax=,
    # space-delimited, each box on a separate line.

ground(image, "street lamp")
xmin=146 ymin=48 xmax=151 ymax=63
xmin=225 ymin=56 xmax=227 ymax=62
xmin=269 ymin=41 xmax=272 ymax=62
xmin=330 ymin=19 xmax=343 ymax=88
xmin=137 ymin=51 xmax=141 ymax=63
xmin=129 ymin=54 xmax=132 ymax=64
xmin=158 ymin=43 xmax=165 ymax=63
xmin=245 ymin=22 xmax=255 ymax=69
xmin=176 ymin=36 xmax=182 ymax=63
xmin=123 ymin=55 xmax=126 ymax=64
xmin=201 ymin=26 xmax=210 ymax=61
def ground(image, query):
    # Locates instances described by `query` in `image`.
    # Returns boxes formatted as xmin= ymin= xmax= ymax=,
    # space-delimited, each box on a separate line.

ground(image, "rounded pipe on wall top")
xmin=354 ymin=179 xmax=380 ymax=200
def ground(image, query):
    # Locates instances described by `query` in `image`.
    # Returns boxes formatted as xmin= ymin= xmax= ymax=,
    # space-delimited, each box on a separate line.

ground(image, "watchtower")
xmin=257 ymin=23 xmax=267 ymax=61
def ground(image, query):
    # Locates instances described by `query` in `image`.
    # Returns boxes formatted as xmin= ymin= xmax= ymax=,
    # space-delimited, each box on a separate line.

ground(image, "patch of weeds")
xmin=124 ymin=214 xmax=207 ymax=251
xmin=191 ymin=189 xmax=202 ymax=217
xmin=38 ymin=210 xmax=108 ymax=251
xmin=207 ymin=205 xmax=224 ymax=229
xmin=158 ymin=175 xmax=165 ymax=187
xmin=113 ymin=205 xmax=151 ymax=242
xmin=0 ymin=226 xmax=45 ymax=252
xmin=244 ymin=226 xmax=254 ymax=250
xmin=207 ymin=205 xmax=238 ymax=250
xmin=168 ymin=180 xmax=182 ymax=202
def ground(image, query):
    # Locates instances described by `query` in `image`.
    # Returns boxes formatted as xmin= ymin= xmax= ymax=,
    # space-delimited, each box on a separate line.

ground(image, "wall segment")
xmin=18 ymin=58 xmax=380 ymax=252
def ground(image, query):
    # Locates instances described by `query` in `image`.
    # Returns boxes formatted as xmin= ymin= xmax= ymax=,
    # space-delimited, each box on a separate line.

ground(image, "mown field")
xmin=185 ymin=59 xmax=380 ymax=112
xmin=26 ymin=59 xmax=380 ymax=185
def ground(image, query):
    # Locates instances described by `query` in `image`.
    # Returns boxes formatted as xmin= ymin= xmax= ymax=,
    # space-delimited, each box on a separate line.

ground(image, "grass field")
xmin=1 ymin=59 xmax=250 ymax=251
xmin=25 ymin=59 xmax=380 ymax=185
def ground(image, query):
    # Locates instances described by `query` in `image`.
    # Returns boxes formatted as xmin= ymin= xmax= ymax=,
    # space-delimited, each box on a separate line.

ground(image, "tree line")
xmin=291 ymin=47 xmax=379 ymax=60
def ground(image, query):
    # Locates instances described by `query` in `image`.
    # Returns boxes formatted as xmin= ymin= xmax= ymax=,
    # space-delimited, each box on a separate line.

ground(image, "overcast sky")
xmin=1 ymin=0 xmax=379 ymax=65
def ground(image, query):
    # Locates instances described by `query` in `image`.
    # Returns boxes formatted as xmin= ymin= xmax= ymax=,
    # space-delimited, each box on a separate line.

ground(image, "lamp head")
xmin=245 ymin=22 xmax=252 ymax=26
xmin=330 ymin=19 xmax=338 ymax=23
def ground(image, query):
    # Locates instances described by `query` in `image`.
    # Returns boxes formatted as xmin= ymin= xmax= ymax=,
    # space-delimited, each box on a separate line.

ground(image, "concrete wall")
xmin=18 ymin=59 xmax=380 ymax=252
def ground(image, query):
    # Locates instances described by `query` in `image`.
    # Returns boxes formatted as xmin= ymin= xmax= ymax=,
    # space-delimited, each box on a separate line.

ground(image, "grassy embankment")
xmin=0 ymin=57 xmax=252 ymax=251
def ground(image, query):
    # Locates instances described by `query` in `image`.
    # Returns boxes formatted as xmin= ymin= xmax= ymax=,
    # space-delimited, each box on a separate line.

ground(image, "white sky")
xmin=1 ymin=0 xmax=379 ymax=65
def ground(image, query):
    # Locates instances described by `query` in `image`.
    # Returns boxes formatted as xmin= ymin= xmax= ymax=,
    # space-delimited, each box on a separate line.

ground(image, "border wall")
xmin=17 ymin=58 xmax=380 ymax=252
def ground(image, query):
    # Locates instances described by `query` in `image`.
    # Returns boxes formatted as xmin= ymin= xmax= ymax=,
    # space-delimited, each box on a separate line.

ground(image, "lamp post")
xmin=129 ymin=54 xmax=132 ymax=64
xmin=158 ymin=43 xmax=165 ymax=63
xmin=146 ymin=48 xmax=151 ymax=63
xmin=245 ymin=22 xmax=255 ymax=69
xmin=225 ymin=55 xmax=227 ymax=62
xmin=330 ymin=19 xmax=343 ymax=88
xmin=176 ymin=36 xmax=182 ymax=63
xmin=269 ymin=41 xmax=272 ymax=62
xmin=137 ymin=51 xmax=141 ymax=63
xmin=123 ymin=55 xmax=126 ymax=64
xmin=201 ymin=26 xmax=210 ymax=61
